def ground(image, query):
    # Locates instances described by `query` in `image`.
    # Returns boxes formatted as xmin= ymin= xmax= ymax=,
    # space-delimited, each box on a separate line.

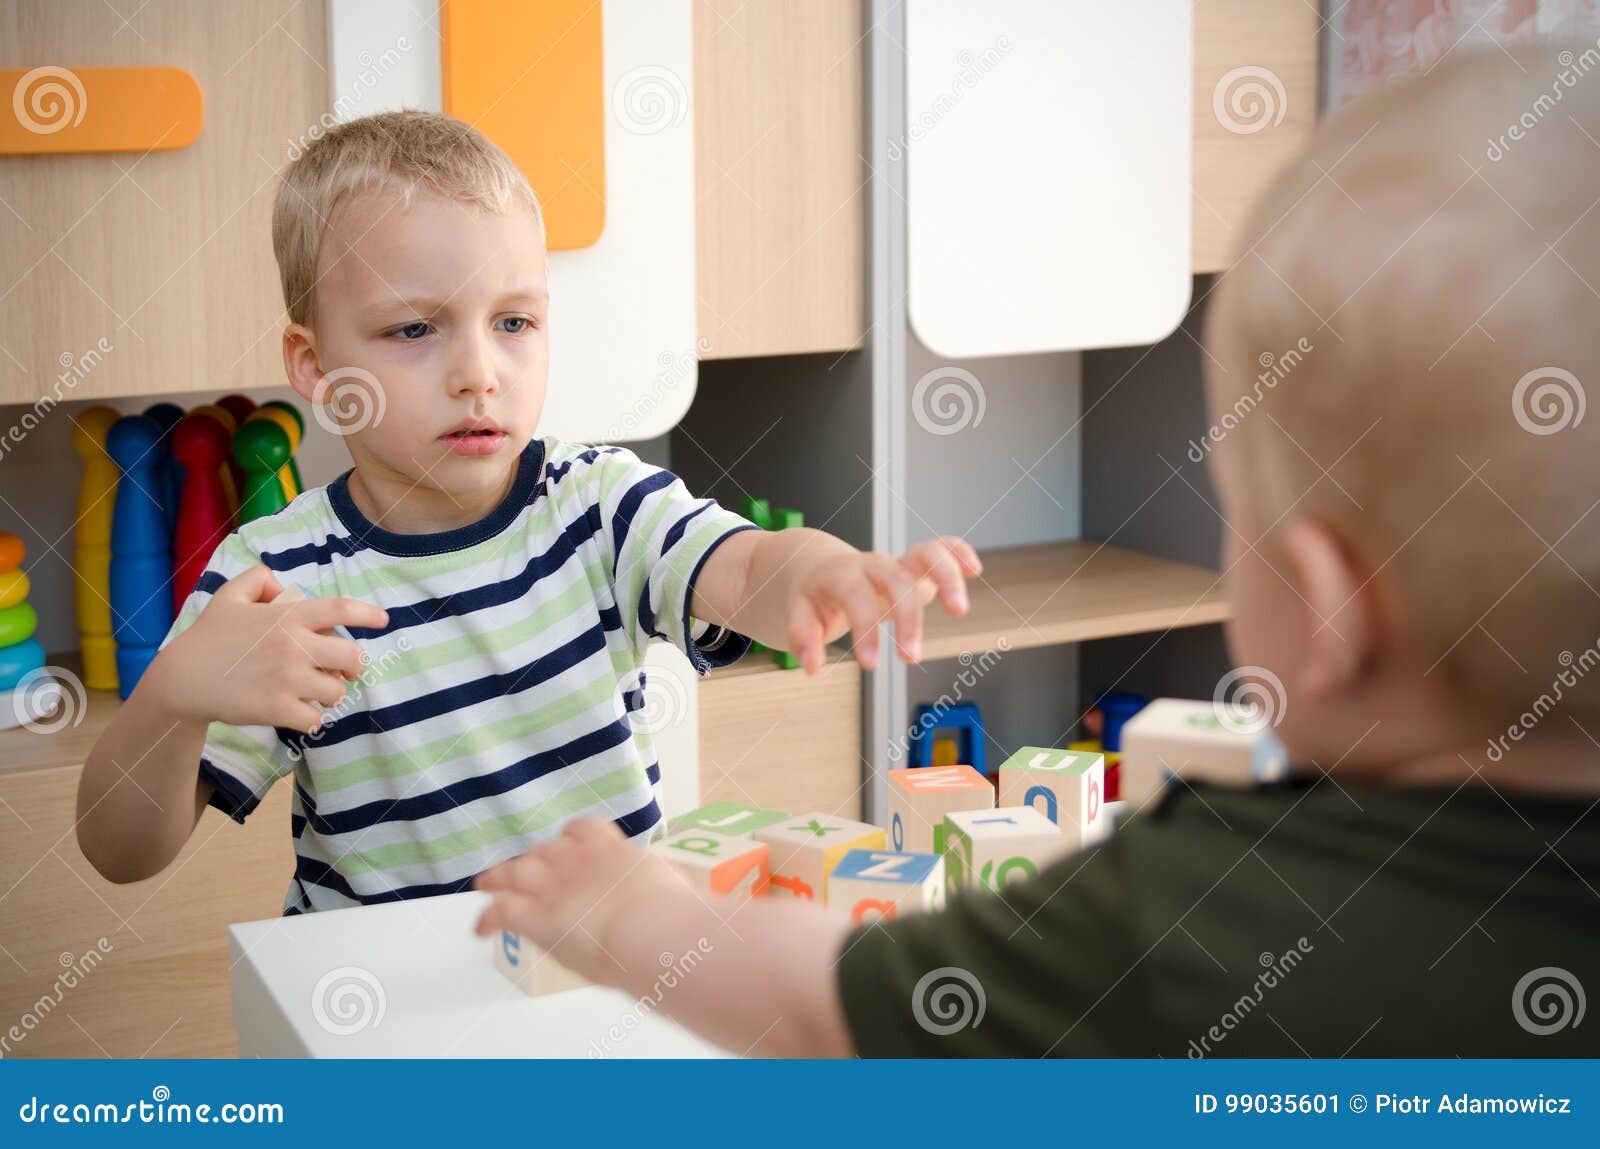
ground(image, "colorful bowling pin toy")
xmin=217 ymin=393 xmax=257 ymax=428
xmin=172 ymin=413 xmax=235 ymax=613
xmin=71 ymin=405 xmax=121 ymax=692
xmin=247 ymin=404 xmax=303 ymax=501
xmin=188 ymin=404 xmax=240 ymax=515
xmin=142 ymin=401 xmax=185 ymax=534
xmin=107 ymin=415 xmax=175 ymax=699
xmin=261 ymin=399 xmax=307 ymax=495
xmin=233 ymin=419 xmax=292 ymax=524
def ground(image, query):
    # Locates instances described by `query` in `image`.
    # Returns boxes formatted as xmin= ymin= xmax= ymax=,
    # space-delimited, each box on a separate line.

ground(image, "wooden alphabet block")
xmin=885 ymin=765 xmax=994 ymax=855
xmin=943 ymin=806 xmax=1068 ymax=896
xmin=668 ymin=800 xmax=789 ymax=837
xmin=1119 ymin=698 xmax=1290 ymax=807
xmin=753 ymin=813 xmax=886 ymax=902
xmin=650 ymin=828 xmax=770 ymax=902
xmin=492 ymin=930 xmax=589 ymax=997
xmin=997 ymin=746 xmax=1109 ymax=849
xmin=826 ymin=849 xmax=945 ymax=923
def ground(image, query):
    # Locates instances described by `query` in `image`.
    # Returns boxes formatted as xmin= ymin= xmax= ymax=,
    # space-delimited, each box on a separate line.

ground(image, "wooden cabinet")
xmin=693 ymin=0 xmax=866 ymax=360
xmin=1192 ymin=0 xmax=1321 ymax=272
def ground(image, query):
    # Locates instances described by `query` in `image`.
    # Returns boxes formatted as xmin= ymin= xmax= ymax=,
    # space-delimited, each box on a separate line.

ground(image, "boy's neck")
xmin=345 ymin=454 xmax=520 ymax=536
xmin=1328 ymin=724 xmax=1600 ymax=799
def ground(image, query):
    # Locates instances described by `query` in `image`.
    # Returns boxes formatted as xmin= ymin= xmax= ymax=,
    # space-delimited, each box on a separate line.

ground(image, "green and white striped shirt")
xmin=160 ymin=437 xmax=757 ymax=914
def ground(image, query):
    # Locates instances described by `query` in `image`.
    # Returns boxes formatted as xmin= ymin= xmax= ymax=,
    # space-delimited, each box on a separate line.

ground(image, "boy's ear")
xmin=1280 ymin=517 xmax=1378 ymax=699
xmin=282 ymin=323 xmax=323 ymax=404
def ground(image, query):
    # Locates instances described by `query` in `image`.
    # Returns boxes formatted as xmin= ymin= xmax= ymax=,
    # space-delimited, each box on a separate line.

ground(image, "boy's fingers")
xmin=474 ymin=892 xmax=544 ymax=940
xmin=218 ymin=564 xmax=283 ymax=603
xmin=297 ymin=668 xmax=348 ymax=709
xmin=865 ymin=555 xmax=922 ymax=661
xmin=305 ymin=634 xmax=367 ymax=680
xmin=901 ymin=545 xmax=970 ymax=615
xmin=296 ymin=596 xmax=389 ymax=633
xmin=823 ymin=581 xmax=882 ymax=670
xmin=477 ymin=852 xmax=552 ymax=894
xmin=281 ymin=698 xmax=325 ymax=736
xmin=943 ymin=536 xmax=983 ymax=575
xmin=787 ymin=596 xmax=826 ymax=675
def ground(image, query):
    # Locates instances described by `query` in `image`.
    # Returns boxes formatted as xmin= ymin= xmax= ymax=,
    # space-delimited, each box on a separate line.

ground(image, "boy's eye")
xmin=394 ymin=321 xmax=431 ymax=341
xmin=499 ymin=316 xmax=536 ymax=334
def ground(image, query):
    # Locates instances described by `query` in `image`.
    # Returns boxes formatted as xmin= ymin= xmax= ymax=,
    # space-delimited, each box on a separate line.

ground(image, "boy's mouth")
xmin=439 ymin=418 xmax=508 ymax=457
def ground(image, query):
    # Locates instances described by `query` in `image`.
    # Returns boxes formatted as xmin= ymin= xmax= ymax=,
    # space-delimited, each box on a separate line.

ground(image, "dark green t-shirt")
xmin=836 ymin=777 xmax=1600 ymax=1057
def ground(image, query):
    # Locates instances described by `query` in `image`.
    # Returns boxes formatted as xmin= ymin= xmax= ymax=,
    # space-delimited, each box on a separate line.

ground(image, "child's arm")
xmin=689 ymin=528 xmax=982 ymax=674
xmin=77 ymin=565 xmax=386 ymax=884
xmin=473 ymin=818 xmax=855 ymax=1057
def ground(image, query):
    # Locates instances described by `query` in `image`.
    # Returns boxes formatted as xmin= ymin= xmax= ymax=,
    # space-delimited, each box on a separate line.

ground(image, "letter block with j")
xmin=826 ymin=848 xmax=945 ymax=924
xmin=885 ymin=765 xmax=994 ymax=855
xmin=996 ymin=746 xmax=1108 ymax=849
xmin=754 ymin=813 xmax=885 ymax=902
xmin=669 ymin=800 xmax=790 ymax=837
xmin=942 ymin=806 xmax=1068 ymax=897
xmin=650 ymin=829 xmax=771 ymax=903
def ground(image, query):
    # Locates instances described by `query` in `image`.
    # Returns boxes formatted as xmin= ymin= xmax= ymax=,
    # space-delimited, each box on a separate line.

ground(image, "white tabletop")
xmin=228 ymin=890 xmax=728 ymax=1059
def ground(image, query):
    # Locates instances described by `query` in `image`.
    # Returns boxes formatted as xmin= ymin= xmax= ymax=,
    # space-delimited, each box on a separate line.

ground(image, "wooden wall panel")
xmin=1192 ymin=0 xmax=1321 ymax=272
xmin=698 ymin=656 xmax=863 ymax=818
xmin=0 ymin=764 xmax=294 ymax=1058
xmin=693 ymin=0 xmax=866 ymax=360
xmin=0 ymin=0 xmax=328 ymax=404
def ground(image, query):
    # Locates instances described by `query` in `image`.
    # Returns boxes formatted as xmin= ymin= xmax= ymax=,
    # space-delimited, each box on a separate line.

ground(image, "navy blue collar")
xmin=327 ymin=437 xmax=546 ymax=557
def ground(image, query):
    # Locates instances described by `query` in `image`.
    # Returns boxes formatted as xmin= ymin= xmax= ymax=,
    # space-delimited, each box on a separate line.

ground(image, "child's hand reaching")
xmin=472 ymin=817 xmax=691 ymax=986
xmin=788 ymin=536 xmax=982 ymax=672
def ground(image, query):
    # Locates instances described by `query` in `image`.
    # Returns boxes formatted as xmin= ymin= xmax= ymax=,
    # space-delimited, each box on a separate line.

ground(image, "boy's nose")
xmin=447 ymin=335 xmax=499 ymax=398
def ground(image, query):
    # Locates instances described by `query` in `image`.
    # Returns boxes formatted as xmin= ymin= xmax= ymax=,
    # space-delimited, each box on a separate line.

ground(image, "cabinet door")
xmin=694 ymin=0 xmax=866 ymax=360
xmin=1193 ymin=0 xmax=1321 ymax=272
xmin=0 ymin=1 xmax=327 ymax=406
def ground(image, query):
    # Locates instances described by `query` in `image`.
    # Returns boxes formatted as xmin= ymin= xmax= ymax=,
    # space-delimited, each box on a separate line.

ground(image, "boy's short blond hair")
xmin=272 ymin=109 xmax=544 ymax=328
xmin=1209 ymin=45 xmax=1600 ymax=720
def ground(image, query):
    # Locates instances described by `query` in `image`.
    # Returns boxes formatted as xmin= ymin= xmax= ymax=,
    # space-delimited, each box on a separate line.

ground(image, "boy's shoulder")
xmin=209 ymin=485 xmax=341 ymax=574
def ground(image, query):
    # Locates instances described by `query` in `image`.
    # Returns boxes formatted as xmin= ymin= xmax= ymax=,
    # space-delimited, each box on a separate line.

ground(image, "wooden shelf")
xmin=920 ymin=540 xmax=1229 ymax=661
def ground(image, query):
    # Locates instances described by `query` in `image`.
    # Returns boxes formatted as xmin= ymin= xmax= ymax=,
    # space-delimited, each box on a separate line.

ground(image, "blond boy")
xmin=78 ymin=111 xmax=979 ymax=913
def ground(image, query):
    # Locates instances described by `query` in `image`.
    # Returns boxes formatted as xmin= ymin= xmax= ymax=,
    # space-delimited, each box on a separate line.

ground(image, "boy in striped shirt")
xmin=77 ymin=110 xmax=978 ymax=914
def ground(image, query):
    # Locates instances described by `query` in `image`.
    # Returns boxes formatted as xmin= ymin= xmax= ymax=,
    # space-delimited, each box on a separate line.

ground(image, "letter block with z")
xmin=997 ymin=746 xmax=1108 ymax=849
xmin=753 ymin=813 xmax=885 ymax=901
xmin=650 ymin=829 xmax=770 ymax=903
xmin=943 ymin=806 xmax=1068 ymax=897
xmin=886 ymin=765 xmax=994 ymax=855
xmin=826 ymin=849 xmax=945 ymax=923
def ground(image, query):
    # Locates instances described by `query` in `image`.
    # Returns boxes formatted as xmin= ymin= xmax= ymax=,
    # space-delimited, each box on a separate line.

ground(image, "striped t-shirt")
xmin=159 ymin=437 xmax=757 ymax=914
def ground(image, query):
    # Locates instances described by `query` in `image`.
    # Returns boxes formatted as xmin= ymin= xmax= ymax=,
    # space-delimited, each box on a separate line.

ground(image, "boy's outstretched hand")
xmin=787 ymin=535 xmax=981 ymax=673
xmin=472 ymin=817 xmax=688 ymax=986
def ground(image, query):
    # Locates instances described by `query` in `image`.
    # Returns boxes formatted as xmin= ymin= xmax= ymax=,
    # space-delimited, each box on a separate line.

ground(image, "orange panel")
xmin=1 ymin=66 xmax=202 ymax=155
xmin=440 ymin=0 xmax=605 ymax=251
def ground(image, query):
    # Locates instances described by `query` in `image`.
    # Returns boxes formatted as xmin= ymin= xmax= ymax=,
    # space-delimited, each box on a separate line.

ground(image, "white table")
xmin=229 ymin=890 xmax=728 ymax=1058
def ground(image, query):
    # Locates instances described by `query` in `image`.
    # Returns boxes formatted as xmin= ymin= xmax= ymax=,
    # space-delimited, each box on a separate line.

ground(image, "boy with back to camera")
xmin=472 ymin=48 xmax=1600 ymax=1056
xmin=76 ymin=110 xmax=981 ymax=914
